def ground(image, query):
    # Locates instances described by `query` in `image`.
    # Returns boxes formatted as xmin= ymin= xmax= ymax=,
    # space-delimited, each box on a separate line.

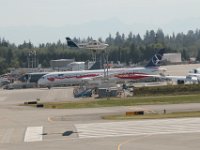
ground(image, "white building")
xmin=50 ymin=59 xmax=75 ymax=71
xmin=67 ymin=62 xmax=85 ymax=71
xmin=163 ymin=53 xmax=182 ymax=63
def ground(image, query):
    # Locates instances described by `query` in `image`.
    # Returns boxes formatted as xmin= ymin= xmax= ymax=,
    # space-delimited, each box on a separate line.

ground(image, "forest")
xmin=1 ymin=28 xmax=200 ymax=75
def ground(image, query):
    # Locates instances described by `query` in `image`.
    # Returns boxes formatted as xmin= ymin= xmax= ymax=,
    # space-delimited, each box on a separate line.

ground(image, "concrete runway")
xmin=1 ymin=86 xmax=200 ymax=150
xmin=163 ymin=63 xmax=200 ymax=76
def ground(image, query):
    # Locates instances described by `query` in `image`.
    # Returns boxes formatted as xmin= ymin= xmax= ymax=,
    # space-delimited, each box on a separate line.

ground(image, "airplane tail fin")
xmin=66 ymin=37 xmax=79 ymax=48
xmin=145 ymin=48 xmax=165 ymax=67
xmin=89 ymin=61 xmax=102 ymax=70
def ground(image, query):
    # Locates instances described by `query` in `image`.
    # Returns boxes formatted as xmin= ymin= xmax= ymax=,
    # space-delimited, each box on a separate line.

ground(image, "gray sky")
xmin=0 ymin=0 xmax=200 ymax=45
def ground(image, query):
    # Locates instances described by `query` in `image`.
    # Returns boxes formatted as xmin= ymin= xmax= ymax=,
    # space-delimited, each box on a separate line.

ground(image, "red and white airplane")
xmin=38 ymin=49 xmax=165 ymax=88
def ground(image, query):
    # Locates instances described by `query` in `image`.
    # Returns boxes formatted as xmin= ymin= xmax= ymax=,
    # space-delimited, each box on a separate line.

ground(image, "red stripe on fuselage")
xmin=114 ymin=73 xmax=150 ymax=80
xmin=47 ymin=74 xmax=100 ymax=82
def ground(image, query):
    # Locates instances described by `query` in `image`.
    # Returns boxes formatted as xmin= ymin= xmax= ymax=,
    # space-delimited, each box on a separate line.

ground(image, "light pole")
xmin=27 ymin=50 xmax=37 ymax=69
xmin=103 ymin=48 xmax=109 ymax=100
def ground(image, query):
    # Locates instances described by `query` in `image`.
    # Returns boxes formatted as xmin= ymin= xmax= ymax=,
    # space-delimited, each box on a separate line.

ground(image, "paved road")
xmin=1 ymin=87 xmax=200 ymax=150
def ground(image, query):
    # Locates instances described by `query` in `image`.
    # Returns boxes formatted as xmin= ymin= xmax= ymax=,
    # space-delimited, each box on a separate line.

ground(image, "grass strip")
xmin=43 ymin=94 xmax=200 ymax=109
xmin=102 ymin=111 xmax=200 ymax=120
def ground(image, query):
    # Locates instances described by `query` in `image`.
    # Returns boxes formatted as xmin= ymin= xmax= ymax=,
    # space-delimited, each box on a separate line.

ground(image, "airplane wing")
xmin=162 ymin=75 xmax=186 ymax=80
xmin=188 ymin=73 xmax=200 ymax=76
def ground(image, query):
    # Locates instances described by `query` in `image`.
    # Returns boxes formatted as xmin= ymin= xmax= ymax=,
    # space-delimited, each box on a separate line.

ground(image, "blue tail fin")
xmin=66 ymin=37 xmax=79 ymax=48
xmin=89 ymin=61 xmax=102 ymax=70
xmin=145 ymin=48 xmax=165 ymax=67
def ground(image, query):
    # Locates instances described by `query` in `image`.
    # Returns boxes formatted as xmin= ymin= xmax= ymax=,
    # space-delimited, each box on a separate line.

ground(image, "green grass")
xmin=102 ymin=111 xmax=200 ymax=120
xmin=43 ymin=94 xmax=200 ymax=109
xmin=134 ymin=84 xmax=200 ymax=96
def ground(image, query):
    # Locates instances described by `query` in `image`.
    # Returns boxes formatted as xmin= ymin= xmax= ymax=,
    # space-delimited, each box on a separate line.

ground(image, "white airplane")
xmin=188 ymin=68 xmax=200 ymax=76
xmin=38 ymin=49 xmax=165 ymax=88
xmin=155 ymin=67 xmax=200 ymax=85
xmin=66 ymin=37 xmax=109 ymax=50
xmin=168 ymin=68 xmax=200 ymax=84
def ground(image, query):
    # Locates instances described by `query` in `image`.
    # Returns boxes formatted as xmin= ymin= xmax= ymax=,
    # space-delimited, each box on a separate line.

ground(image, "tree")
xmin=2 ymin=28 xmax=200 ymax=74
xmin=156 ymin=29 xmax=165 ymax=44
xmin=114 ymin=32 xmax=122 ymax=46
xmin=129 ymin=43 xmax=141 ymax=63
xmin=105 ymin=34 xmax=114 ymax=45
xmin=6 ymin=49 xmax=13 ymax=64
xmin=182 ymin=49 xmax=190 ymax=61
xmin=0 ymin=57 xmax=8 ymax=74
xmin=196 ymin=49 xmax=200 ymax=61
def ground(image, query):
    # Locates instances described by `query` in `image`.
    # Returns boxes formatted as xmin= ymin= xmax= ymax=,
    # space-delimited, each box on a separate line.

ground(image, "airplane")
xmin=66 ymin=37 xmax=109 ymax=50
xmin=188 ymin=68 xmax=200 ymax=77
xmin=37 ymin=48 xmax=165 ymax=88
xmin=18 ymin=72 xmax=49 ymax=83
xmin=166 ymin=68 xmax=200 ymax=84
xmin=151 ymin=66 xmax=200 ymax=85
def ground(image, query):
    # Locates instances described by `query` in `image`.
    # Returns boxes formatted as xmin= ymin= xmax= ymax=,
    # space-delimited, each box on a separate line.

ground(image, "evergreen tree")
xmin=182 ymin=49 xmax=190 ymax=61
xmin=196 ymin=49 xmax=200 ymax=61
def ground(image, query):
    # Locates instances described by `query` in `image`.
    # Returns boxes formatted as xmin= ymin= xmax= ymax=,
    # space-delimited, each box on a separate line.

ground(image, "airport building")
xmin=163 ymin=53 xmax=182 ymax=63
xmin=50 ymin=59 xmax=75 ymax=71
xmin=50 ymin=59 xmax=96 ymax=71
xmin=67 ymin=62 xmax=85 ymax=71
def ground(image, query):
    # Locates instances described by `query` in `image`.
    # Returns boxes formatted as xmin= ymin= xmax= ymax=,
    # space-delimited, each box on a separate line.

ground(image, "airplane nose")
xmin=38 ymin=78 xmax=44 ymax=85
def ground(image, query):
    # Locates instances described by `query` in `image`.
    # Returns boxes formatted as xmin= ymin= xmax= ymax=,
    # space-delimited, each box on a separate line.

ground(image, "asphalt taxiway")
xmin=1 ymin=87 xmax=200 ymax=150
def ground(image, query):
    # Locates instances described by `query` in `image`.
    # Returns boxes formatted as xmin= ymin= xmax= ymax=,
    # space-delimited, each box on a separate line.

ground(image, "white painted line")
xmin=75 ymin=118 xmax=200 ymax=139
xmin=24 ymin=126 xmax=43 ymax=142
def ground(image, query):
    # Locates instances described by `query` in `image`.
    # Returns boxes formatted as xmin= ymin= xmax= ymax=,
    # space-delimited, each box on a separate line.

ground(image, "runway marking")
xmin=48 ymin=117 xmax=54 ymax=123
xmin=24 ymin=126 xmax=43 ymax=142
xmin=117 ymin=135 xmax=151 ymax=150
xmin=75 ymin=118 xmax=200 ymax=139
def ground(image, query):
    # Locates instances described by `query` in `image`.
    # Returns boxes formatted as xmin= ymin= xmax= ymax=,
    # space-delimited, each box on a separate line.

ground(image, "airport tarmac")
xmin=1 ymin=63 xmax=200 ymax=150
xmin=1 ymin=87 xmax=200 ymax=150
xmin=163 ymin=63 xmax=200 ymax=76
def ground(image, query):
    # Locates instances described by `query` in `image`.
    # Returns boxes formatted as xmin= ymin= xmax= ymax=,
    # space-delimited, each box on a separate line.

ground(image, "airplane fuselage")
xmin=78 ymin=41 xmax=109 ymax=50
xmin=38 ymin=67 xmax=160 ymax=87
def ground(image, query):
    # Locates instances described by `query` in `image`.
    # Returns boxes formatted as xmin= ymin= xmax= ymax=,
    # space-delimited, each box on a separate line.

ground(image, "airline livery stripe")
xmin=24 ymin=126 xmax=43 ymax=142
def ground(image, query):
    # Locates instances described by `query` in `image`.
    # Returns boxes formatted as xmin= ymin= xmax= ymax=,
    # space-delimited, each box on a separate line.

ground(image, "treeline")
xmin=1 ymin=29 xmax=200 ymax=75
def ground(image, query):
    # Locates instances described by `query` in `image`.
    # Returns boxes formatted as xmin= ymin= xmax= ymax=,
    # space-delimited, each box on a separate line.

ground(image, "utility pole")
xmin=27 ymin=50 xmax=37 ymax=69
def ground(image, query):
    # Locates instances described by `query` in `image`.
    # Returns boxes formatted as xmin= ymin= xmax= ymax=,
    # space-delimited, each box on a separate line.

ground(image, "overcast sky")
xmin=0 ymin=0 xmax=200 ymax=45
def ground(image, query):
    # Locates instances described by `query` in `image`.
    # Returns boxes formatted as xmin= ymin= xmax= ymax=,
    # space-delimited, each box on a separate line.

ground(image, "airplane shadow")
xmin=41 ymin=130 xmax=78 ymax=136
